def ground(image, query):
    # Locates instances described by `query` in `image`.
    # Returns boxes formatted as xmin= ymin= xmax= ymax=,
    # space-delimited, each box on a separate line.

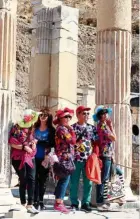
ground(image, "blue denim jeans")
xmin=54 ymin=175 xmax=70 ymax=199
xmin=96 ymin=157 xmax=123 ymax=204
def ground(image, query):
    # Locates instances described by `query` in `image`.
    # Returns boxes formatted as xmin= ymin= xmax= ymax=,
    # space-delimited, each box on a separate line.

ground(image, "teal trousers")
xmin=70 ymin=161 xmax=92 ymax=206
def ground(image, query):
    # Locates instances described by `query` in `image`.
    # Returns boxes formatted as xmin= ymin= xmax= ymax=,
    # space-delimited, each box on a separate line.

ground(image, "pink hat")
xmin=53 ymin=107 xmax=74 ymax=125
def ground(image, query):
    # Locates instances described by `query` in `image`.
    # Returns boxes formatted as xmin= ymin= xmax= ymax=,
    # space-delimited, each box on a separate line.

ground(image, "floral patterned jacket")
xmin=55 ymin=125 xmax=76 ymax=161
xmin=9 ymin=124 xmax=37 ymax=169
xmin=97 ymin=122 xmax=114 ymax=158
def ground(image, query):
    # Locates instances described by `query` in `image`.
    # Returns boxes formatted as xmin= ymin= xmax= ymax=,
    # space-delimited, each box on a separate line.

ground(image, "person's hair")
xmin=97 ymin=109 xmax=108 ymax=120
xmin=34 ymin=107 xmax=53 ymax=129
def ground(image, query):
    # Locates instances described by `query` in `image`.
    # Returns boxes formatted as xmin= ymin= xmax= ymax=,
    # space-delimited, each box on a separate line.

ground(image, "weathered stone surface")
xmin=0 ymin=1 xmax=17 ymax=187
xmin=0 ymin=91 xmax=14 ymax=186
xmin=0 ymin=11 xmax=16 ymax=91
xmin=30 ymin=5 xmax=79 ymax=113
xmin=29 ymin=54 xmax=50 ymax=98
xmin=0 ymin=0 xmax=17 ymax=14
xmin=95 ymin=30 xmax=131 ymax=105
xmin=97 ymin=0 xmax=131 ymax=32
xmin=95 ymin=0 xmax=132 ymax=188
xmin=31 ymin=0 xmax=62 ymax=14
xmin=0 ymin=189 xmax=16 ymax=205
xmin=131 ymin=144 xmax=139 ymax=194
xmin=81 ymin=86 xmax=95 ymax=124
xmin=33 ymin=6 xmax=78 ymax=55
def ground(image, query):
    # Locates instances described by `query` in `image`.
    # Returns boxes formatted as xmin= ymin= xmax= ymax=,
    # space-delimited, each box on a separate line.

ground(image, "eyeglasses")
xmin=82 ymin=112 xmax=90 ymax=116
xmin=40 ymin=113 xmax=48 ymax=117
xmin=64 ymin=115 xmax=72 ymax=119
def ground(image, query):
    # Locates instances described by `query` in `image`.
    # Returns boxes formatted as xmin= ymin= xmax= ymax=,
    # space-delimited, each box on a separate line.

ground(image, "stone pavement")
xmin=2 ymin=204 xmax=140 ymax=219
xmin=0 ymin=188 xmax=139 ymax=219
xmin=0 ymin=175 xmax=139 ymax=219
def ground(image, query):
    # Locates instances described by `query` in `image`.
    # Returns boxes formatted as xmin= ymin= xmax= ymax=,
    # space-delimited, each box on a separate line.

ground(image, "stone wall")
xmin=131 ymin=144 xmax=139 ymax=194
xmin=131 ymin=106 xmax=139 ymax=194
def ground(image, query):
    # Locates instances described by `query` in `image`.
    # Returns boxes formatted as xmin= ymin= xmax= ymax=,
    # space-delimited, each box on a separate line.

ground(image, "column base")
xmin=125 ymin=186 xmax=138 ymax=202
xmin=0 ymin=188 xmax=16 ymax=206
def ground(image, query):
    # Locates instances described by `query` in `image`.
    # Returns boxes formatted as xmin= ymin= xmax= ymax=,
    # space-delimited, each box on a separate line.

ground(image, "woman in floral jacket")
xmin=9 ymin=109 xmax=40 ymax=214
xmin=53 ymin=107 xmax=76 ymax=213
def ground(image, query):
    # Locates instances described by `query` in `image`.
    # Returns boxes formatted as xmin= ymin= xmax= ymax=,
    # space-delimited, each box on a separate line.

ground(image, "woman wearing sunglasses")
xmin=93 ymin=105 xmax=125 ymax=210
xmin=53 ymin=107 xmax=76 ymax=213
xmin=9 ymin=109 xmax=40 ymax=214
xmin=33 ymin=107 xmax=55 ymax=210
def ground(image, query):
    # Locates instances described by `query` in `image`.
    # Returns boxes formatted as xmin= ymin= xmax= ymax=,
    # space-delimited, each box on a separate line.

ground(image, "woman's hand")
xmin=112 ymin=156 xmax=116 ymax=163
xmin=106 ymin=118 xmax=112 ymax=128
xmin=31 ymin=141 xmax=36 ymax=150
xmin=41 ymin=156 xmax=49 ymax=168
xmin=65 ymin=125 xmax=73 ymax=131
xmin=24 ymin=146 xmax=33 ymax=154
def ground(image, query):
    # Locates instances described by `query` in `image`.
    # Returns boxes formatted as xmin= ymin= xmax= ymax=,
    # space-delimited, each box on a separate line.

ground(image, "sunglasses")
xmin=82 ymin=112 xmax=90 ymax=116
xmin=63 ymin=115 xmax=72 ymax=119
xmin=40 ymin=113 xmax=48 ymax=117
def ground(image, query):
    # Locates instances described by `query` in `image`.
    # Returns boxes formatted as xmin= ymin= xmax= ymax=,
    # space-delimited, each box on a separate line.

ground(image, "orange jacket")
xmin=86 ymin=153 xmax=101 ymax=184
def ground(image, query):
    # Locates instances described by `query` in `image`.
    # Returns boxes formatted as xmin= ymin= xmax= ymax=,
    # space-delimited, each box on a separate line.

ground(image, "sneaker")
xmin=97 ymin=204 xmax=111 ymax=211
xmin=54 ymin=203 xmax=70 ymax=214
xmin=81 ymin=203 xmax=92 ymax=213
xmin=33 ymin=202 xmax=40 ymax=210
xmin=27 ymin=206 xmax=39 ymax=214
xmin=112 ymin=197 xmax=126 ymax=206
xmin=71 ymin=204 xmax=79 ymax=211
xmin=40 ymin=203 xmax=47 ymax=211
xmin=89 ymin=202 xmax=97 ymax=208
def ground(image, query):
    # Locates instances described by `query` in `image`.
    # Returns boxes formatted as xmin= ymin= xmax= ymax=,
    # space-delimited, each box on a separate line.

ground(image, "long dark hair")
xmin=34 ymin=107 xmax=53 ymax=129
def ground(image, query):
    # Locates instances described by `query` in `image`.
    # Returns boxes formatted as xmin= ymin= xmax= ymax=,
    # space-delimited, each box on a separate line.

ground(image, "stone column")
xmin=30 ymin=1 xmax=79 ymax=116
xmin=95 ymin=0 xmax=132 ymax=197
xmin=0 ymin=0 xmax=17 ymax=187
xmin=81 ymin=85 xmax=95 ymax=124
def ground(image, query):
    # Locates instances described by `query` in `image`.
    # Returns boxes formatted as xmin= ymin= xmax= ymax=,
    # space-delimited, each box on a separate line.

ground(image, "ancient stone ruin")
xmin=0 ymin=0 xmax=17 ymax=187
xmin=0 ymin=0 xmax=138 ymax=200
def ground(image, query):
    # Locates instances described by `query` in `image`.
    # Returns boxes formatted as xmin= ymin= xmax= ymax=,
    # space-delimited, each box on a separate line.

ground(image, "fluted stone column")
xmin=30 ymin=1 xmax=79 ymax=115
xmin=95 ymin=0 xmax=132 ymax=194
xmin=81 ymin=86 xmax=95 ymax=124
xmin=0 ymin=0 xmax=17 ymax=187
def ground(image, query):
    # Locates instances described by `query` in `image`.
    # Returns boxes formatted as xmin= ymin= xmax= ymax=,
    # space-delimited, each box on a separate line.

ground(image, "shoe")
xmin=71 ymin=204 xmax=79 ymax=211
xmin=81 ymin=203 xmax=92 ymax=213
xmin=54 ymin=203 xmax=70 ymax=214
xmin=89 ymin=202 xmax=97 ymax=208
xmin=97 ymin=204 xmax=111 ymax=211
xmin=112 ymin=197 xmax=126 ymax=206
xmin=27 ymin=205 xmax=39 ymax=214
xmin=40 ymin=203 xmax=47 ymax=211
xmin=33 ymin=202 xmax=40 ymax=210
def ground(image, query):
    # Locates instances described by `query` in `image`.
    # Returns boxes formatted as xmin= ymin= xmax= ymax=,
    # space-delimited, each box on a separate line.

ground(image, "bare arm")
xmin=107 ymin=133 xmax=116 ymax=141
xmin=106 ymin=120 xmax=116 ymax=141
xmin=10 ymin=144 xmax=33 ymax=154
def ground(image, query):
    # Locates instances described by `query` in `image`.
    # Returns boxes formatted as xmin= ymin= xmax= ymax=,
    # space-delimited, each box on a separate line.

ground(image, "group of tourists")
xmin=8 ymin=105 xmax=125 ymax=214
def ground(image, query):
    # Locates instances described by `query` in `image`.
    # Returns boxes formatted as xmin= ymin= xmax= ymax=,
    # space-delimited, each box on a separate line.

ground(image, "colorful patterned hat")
xmin=92 ymin=105 xmax=112 ymax=122
xmin=18 ymin=109 xmax=41 ymax=128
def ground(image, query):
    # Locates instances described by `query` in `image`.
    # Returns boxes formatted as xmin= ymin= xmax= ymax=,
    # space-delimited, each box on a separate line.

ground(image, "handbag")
xmin=103 ymin=160 xmax=125 ymax=202
xmin=53 ymin=157 xmax=75 ymax=179
xmin=104 ymin=175 xmax=125 ymax=202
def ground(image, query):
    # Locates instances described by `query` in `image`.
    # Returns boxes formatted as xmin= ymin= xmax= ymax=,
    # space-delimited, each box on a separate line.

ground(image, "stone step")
xmin=0 ymin=189 xmax=16 ymax=206
xmin=3 ymin=203 xmax=139 ymax=219
xmin=11 ymin=187 xmax=140 ymax=210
